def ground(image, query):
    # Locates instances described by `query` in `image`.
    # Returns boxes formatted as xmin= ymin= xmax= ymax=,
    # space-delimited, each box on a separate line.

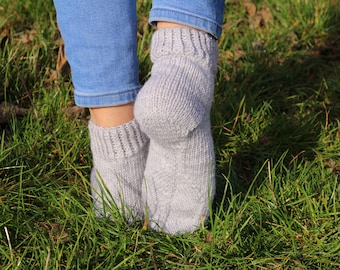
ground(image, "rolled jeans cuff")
xmin=149 ymin=2 xmax=225 ymax=39
xmin=74 ymin=86 xmax=140 ymax=108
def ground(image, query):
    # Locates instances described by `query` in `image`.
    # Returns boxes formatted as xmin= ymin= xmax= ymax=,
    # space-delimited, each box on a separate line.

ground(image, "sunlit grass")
xmin=0 ymin=0 xmax=339 ymax=268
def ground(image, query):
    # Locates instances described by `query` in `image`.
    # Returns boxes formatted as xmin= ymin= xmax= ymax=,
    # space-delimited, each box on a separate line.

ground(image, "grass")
xmin=0 ymin=0 xmax=339 ymax=268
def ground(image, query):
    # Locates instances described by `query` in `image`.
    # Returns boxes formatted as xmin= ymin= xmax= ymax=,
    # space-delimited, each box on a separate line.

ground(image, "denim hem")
xmin=74 ymin=86 xmax=140 ymax=108
xmin=149 ymin=7 xmax=223 ymax=39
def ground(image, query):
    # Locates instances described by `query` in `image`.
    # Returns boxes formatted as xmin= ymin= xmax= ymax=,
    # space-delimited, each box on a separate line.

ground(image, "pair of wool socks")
xmin=89 ymin=28 xmax=218 ymax=234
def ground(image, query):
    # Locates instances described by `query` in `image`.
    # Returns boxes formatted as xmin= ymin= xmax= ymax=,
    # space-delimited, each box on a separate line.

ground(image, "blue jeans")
xmin=54 ymin=0 xmax=225 ymax=107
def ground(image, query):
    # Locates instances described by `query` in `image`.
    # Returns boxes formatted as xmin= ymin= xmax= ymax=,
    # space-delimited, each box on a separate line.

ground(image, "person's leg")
xmin=90 ymin=105 xmax=134 ymax=128
xmin=149 ymin=0 xmax=225 ymax=39
xmin=134 ymin=0 xmax=225 ymax=234
xmin=53 ymin=0 xmax=149 ymax=220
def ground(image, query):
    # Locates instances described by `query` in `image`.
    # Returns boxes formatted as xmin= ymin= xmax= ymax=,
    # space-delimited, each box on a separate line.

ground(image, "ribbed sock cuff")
xmin=88 ymin=119 xmax=148 ymax=160
xmin=150 ymin=28 xmax=218 ymax=71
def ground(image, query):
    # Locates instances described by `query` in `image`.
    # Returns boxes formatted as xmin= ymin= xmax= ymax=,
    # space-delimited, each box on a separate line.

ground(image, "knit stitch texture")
xmin=89 ymin=119 xmax=149 ymax=221
xmin=134 ymin=28 xmax=218 ymax=234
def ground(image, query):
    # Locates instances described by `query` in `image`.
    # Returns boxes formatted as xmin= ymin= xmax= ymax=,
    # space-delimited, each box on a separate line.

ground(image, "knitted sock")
xmin=88 ymin=119 xmax=149 ymax=221
xmin=134 ymin=28 xmax=218 ymax=234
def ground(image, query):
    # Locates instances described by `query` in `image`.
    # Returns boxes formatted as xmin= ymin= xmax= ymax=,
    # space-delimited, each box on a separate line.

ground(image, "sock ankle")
xmin=134 ymin=28 xmax=218 ymax=234
xmin=88 ymin=119 xmax=149 ymax=221
xmin=135 ymin=28 xmax=218 ymax=142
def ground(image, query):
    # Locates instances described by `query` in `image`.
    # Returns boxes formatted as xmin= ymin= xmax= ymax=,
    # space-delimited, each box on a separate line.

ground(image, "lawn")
xmin=0 ymin=0 xmax=339 ymax=269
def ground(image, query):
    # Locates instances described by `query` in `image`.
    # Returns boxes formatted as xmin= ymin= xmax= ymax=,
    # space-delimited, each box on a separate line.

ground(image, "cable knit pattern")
xmin=134 ymin=28 xmax=218 ymax=234
xmin=89 ymin=119 xmax=149 ymax=221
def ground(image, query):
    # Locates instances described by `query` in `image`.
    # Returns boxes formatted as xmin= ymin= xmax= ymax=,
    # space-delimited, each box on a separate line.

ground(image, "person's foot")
xmin=134 ymin=28 xmax=218 ymax=234
xmin=89 ymin=119 xmax=149 ymax=221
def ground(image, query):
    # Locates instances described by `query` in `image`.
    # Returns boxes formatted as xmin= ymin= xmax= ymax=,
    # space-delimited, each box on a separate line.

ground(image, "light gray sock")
xmin=88 ymin=119 xmax=149 ymax=221
xmin=134 ymin=28 xmax=218 ymax=234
